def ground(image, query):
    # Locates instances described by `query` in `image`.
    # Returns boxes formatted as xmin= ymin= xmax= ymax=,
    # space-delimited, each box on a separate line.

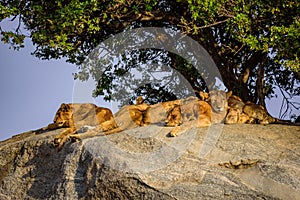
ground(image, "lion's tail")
xmin=273 ymin=118 xmax=296 ymax=125
xmin=102 ymin=127 xmax=124 ymax=135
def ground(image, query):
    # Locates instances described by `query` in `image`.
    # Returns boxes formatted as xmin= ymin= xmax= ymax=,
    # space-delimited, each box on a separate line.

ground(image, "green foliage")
xmin=1 ymin=0 xmax=299 ymax=115
xmin=1 ymin=31 xmax=25 ymax=49
xmin=0 ymin=3 xmax=18 ymax=19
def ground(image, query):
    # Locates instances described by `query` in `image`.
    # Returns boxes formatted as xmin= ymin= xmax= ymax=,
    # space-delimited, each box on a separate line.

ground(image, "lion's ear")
xmin=60 ymin=103 xmax=71 ymax=111
xmin=226 ymin=91 xmax=233 ymax=99
xmin=199 ymin=91 xmax=210 ymax=101
xmin=136 ymin=96 xmax=144 ymax=105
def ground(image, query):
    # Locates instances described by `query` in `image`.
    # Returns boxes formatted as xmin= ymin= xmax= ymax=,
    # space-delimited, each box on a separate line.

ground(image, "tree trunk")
xmin=256 ymin=55 xmax=267 ymax=107
xmin=256 ymin=64 xmax=265 ymax=107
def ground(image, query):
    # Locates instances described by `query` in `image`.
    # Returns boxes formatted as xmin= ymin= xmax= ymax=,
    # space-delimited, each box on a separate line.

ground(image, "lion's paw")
xmin=169 ymin=126 xmax=180 ymax=137
xmin=169 ymin=131 xmax=177 ymax=137
xmin=69 ymin=134 xmax=81 ymax=142
xmin=52 ymin=137 xmax=61 ymax=147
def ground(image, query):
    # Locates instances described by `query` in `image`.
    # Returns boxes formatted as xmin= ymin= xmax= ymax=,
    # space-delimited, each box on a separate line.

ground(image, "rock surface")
xmin=0 ymin=124 xmax=300 ymax=199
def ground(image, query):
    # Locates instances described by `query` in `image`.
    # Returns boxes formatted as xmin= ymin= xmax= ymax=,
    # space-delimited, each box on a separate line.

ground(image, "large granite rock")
xmin=0 ymin=124 xmax=299 ymax=199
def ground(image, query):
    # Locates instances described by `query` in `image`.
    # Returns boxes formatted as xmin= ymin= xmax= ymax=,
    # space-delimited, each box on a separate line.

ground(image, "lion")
xmin=225 ymin=94 xmax=272 ymax=124
xmin=227 ymin=94 xmax=245 ymax=111
xmin=129 ymin=96 xmax=151 ymax=126
xmin=225 ymin=95 xmax=255 ymax=124
xmin=164 ymin=96 xmax=206 ymax=126
xmin=225 ymin=108 xmax=255 ymax=124
xmin=50 ymin=103 xmax=117 ymax=150
xmin=165 ymin=97 xmax=212 ymax=125
xmin=165 ymin=104 xmax=181 ymax=127
xmin=209 ymin=90 xmax=232 ymax=123
xmin=208 ymin=90 xmax=232 ymax=112
xmin=225 ymin=94 xmax=291 ymax=125
xmin=243 ymin=102 xmax=276 ymax=125
xmin=165 ymin=97 xmax=212 ymax=137
xmin=165 ymin=91 xmax=231 ymax=137
xmin=68 ymin=96 xmax=151 ymax=144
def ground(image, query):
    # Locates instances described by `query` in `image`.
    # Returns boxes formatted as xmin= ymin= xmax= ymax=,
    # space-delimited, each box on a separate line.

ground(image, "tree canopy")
xmin=1 ymin=0 xmax=299 ymax=118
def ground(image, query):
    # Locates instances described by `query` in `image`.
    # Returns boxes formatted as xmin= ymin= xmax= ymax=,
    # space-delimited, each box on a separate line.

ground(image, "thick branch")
xmin=256 ymin=63 xmax=266 ymax=106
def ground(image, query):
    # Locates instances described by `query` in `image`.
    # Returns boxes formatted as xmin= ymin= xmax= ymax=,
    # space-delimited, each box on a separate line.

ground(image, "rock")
xmin=0 ymin=124 xmax=300 ymax=199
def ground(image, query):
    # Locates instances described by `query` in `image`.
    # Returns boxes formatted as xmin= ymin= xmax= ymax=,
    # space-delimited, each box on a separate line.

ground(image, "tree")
xmin=1 ymin=0 xmax=299 ymax=118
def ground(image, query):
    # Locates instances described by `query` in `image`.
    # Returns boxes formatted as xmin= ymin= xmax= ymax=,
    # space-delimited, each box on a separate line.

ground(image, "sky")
xmin=0 ymin=23 xmax=299 ymax=142
xmin=0 ymin=19 xmax=116 ymax=141
xmin=0 ymin=40 xmax=74 ymax=141
xmin=0 ymin=38 xmax=117 ymax=141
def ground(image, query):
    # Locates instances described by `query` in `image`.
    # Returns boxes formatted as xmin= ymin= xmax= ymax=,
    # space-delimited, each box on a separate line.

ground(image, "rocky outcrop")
xmin=0 ymin=124 xmax=299 ymax=199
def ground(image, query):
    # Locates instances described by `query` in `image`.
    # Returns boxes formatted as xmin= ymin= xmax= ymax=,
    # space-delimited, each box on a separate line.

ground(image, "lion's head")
xmin=53 ymin=103 xmax=74 ymax=127
xmin=209 ymin=90 xmax=232 ymax=113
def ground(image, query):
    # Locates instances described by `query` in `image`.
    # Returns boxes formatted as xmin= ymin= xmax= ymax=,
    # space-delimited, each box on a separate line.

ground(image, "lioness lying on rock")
xmin=46 ymin=91 xmax=293 ymax=150
xmin=225 ymin=95 xmax=255 ymax=124
xmin=50 ymin=103 xmax=117 ymax=150
xmin=50 ymin=97 xmax=151 ymax=150
xmin=165 ymin=91 xmax=232 ymax=136
xmin=165 ymin=90 xmax=291 ymax=137
xmin=225 ymin=94 xmax=291 ymax=125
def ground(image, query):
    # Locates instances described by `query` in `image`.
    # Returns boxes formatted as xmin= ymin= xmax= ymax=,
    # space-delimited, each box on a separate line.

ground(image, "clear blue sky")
xmin=0 ymin=18 xmax=113 ymax=141
xmin=0 ymin=39 xmax=76 ymax=141
xmin=0 ymin=38 xmax=117 ymax=141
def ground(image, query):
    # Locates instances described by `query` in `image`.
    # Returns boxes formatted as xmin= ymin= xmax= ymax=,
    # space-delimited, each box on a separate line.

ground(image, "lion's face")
xmin=209 ymin=91 xmax=232 ymax=113
xmin=165 ymin=105 xmax=181 ymax=126
xmin=53 ymin=103 xmax=73 ymax=127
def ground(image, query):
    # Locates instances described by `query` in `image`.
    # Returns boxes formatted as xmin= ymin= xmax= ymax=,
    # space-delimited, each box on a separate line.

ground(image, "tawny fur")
xmin=225 ymin=95 xmax=276 ymax=125
xmin=69 ymin=96 xmax=151 ymax=144
xmin=50 ymin=103 xmax=116 ymax=150
xmin=165 ymin=91 xmax=232 ymax=137
xmin=243 ymin=102 xmax=276 ymax=124
xmin=129 ymin=96 xmax=151 ymax=126
xmin=225 ymin=108 xmax=255 ymax=124
xmin=209 ymin=91 xmax=232 ymax=124
xmin=48 ymin=92 xmax=289 ymax=150
xmin=166 ymin=99 xmax=212 ymax=137
xmin=199 ymin=91 xmax=210 ymax=101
